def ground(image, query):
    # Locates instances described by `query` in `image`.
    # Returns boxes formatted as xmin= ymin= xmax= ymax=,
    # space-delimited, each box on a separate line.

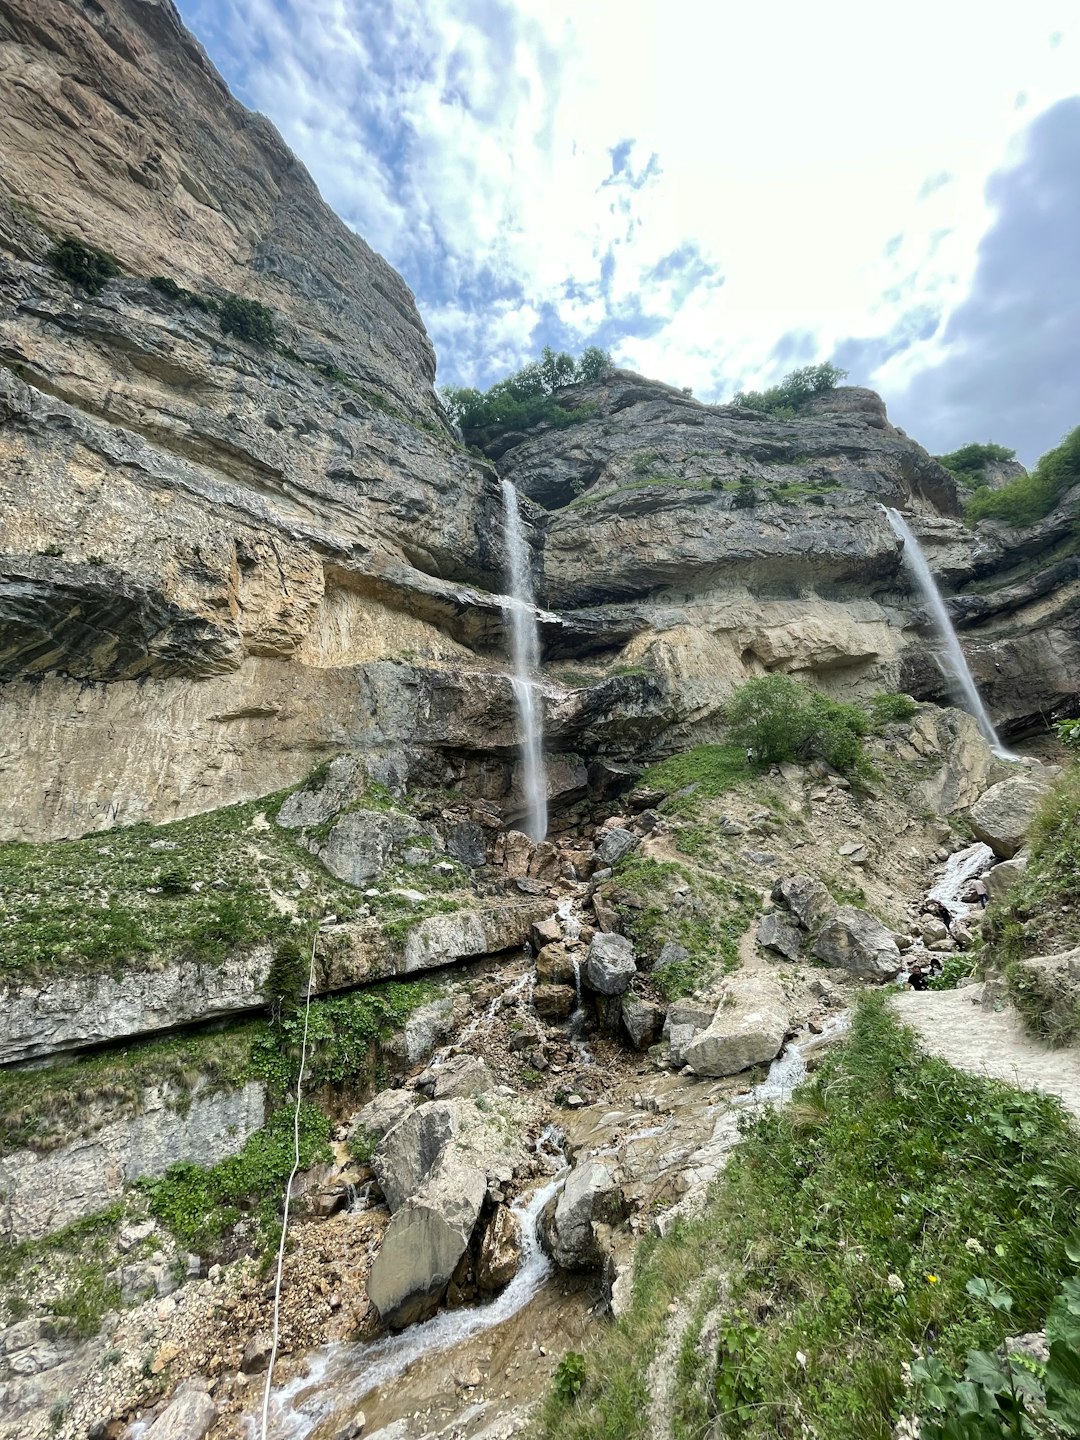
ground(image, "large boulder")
xmin=771 ymin=874 xmax=832 ymax=931
xmin=432 ymin=1056 xmax=493 ymax=1101
xmin=583 ymin=933 xmax=637 ymax=996
xmin=371 ymin=1101 xmax=458 ymax=1213
xmin=621 ymin=994 xmax=666 ymax=1050
xmin=366 ymin=1156 xmax=487 ymax=1328
xmin=594 ymin=827 xmax=640 ymax=868
xmin=683 ymin=973 xmax=789 ymax=1077
xmin=757 ymin=912 xmax=801 ymax=960
xmin=664 ymin=1000 xmax=716 ymax=1066
xmin=986 ymin=855 xmax=1028 ymax=905
xmin=536 ymin=942 xmax=578 ymax=986
xmin=315 ymin=808 xmax=427 ymax=887
xmin=475 ymin=1203 xmax=523 ymax=1293
xmin=812 ymin=907 xmax=903 ymax=981
xmin=970 ymin=774 xmax=1052 ymax=860
xmin=347 ymin=1089 xmax=418 ymax=1148
xmin=911 ymin=707 xmax=994 ymax=814
xmin=1007 ymin=948 xmax=1080 ymax=1043
xmin=542 ymin=1161 xmax=625 ymax=1270
xmin=142 ymin=1386 xmax=217 ymax=1440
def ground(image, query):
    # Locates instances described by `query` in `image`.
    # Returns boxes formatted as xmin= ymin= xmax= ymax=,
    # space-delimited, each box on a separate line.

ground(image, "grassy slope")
xmin=535 ymin=997 xmax=1080 ymax=1440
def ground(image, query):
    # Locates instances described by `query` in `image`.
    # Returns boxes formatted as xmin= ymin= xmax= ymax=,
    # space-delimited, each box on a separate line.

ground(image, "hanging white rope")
xmin=259 ymin=926 xmax=320 ymax=1440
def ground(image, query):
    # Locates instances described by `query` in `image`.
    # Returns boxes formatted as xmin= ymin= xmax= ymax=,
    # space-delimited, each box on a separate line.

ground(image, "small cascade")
xmin=927 ymin=841 xmax=996 ymax=920
xmin=556 ymin=897 xmax=582 ymax=943
xmin=884 ymin=507 xmax=1012 ymax=757
xmin=264 ymin=1167 xmax=569 ymax=1440
xmin=457 ymin=971 xmax=533 ymax=1045
xmin=501 ymin=478 xmax=548 ymax=841
xmin=734 ymin=1012 xmax=852 ymax=1109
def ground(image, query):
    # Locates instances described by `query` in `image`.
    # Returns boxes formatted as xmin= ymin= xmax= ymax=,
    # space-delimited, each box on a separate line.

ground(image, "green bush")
xmin=966 ymin=426 xmax=1080 ymax=527
xmin=439 ymin=345 xmax=611 ymax=438
xmin=554 ymin=1352 xmax=588 ymax=1403
xmin=869 ymin=692 xmax=920 ymax=729
xmin=731 ymin=361 xmax=847 ymax=417
xmin=218 ymin=292 xmax=276 ymax=348
xmin=935 ymin=442 xmax=1017 ymax=491
xmin=724 ymin=673 xmax=871 ymax=774
xmin=1056 ymin=718 xmax=1080 ymax=751
xmin=47 ymin=237 xmax=120 ymax=295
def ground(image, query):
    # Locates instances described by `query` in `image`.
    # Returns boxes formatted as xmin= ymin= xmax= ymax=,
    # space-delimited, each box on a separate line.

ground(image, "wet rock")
xmin=771 ymin=874 xmax=833 ymax=931
xmin=986 ymin=854 xmax=1028 ymax=904
xmin=542 ymin=1161 xmax=625 ymax=1269
xmin=532 ymin=915 xmax=563 ymax=949
xmin=664 ymin=1000 xmax=716 ymax=1066
xmin=970 ymin=774 xmax=1053 ymax=860
xmin=684 ymin=973 xmax=789 ymax=1077
xmin=366 ymin=1156 xmax=487 ymax=1328
xmin=432 ymin=1056 xmax=494 ymax=1101
xmin=475 ymin=1203 xmax=523 ymax=1292
xmin=536 ymin=942 xmax=577 ymax=985
xmin=621 ymin=995 xmax=666 ymax=1050
xmin=757 ymin=912 xmax=801 ymax=960
xmin=533 ymin=984 xmax=575 ymax=1022
xmin=594 ymin=828 xmax=640 ymax=868
xmin=333 ymin=1412 xmax=368 ymax=1440
xmin=371 ymin=1101 xmax=458 ymax=1214
xmin=583 ymin=932 xmax=637 ymax=996
xmin=347 ymin=1089 xmax=418 ymax=1147
xmin=446 ymin=821 xmax=488 ymax=868
xmin=813 ymin=907 xmax=903 ymax=981
xmin=142 ymin=1388 xmax=217 ymax=1440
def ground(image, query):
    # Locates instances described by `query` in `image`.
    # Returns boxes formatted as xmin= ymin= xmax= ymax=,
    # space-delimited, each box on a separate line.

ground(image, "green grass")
xmin=607 ymin=855 xmax=758 ymax=998
xmin=0 ymin=792 xmax=370 ymax=983
xmin=0 ymin=1205 xmax=125 ymax=1338
xmin=534 ymin=996 xmax=1080 ymax=1440
xmin=641 ymin=745 xmax=750 ymax=806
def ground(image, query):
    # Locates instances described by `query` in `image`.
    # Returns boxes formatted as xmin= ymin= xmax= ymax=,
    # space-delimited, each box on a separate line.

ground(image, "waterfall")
xmin=884 ymin=507 xmax=1011 ymax=756
xmin=501 ymin=478 xmax=548 ymax=840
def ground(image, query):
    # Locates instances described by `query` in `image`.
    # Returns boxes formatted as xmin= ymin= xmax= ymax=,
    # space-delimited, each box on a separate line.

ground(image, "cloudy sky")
xmin=177 ymin=0 xmax=1078 ymax=464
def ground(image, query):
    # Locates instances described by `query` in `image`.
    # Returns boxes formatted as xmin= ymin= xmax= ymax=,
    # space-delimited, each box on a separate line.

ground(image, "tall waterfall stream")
xmin=501 ymin=479 xmax=548 ymax=841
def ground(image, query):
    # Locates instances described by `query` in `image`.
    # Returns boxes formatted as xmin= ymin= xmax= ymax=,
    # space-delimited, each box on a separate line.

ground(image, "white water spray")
xmin=884 ymin=508 xmax=1011 ymax=756
xmin=501 ymin=479 xmax=548 ymax=840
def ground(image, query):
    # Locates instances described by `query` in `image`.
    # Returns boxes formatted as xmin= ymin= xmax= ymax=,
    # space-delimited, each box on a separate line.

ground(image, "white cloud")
xmin=179 ymin=0 xmax=1078 ymax=449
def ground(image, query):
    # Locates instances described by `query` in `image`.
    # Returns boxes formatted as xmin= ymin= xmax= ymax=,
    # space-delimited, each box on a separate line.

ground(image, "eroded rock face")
xmin=812 ymin=907 xmax=903 ymax=981
xmin=1008 ymin=949 xmax=1080 ymax=1042
xmin=970 ymin=774 xmax=1053 ymax=860
xmin=683 ymin=973 xmax=789 ymax=1077
xmin=542 ymin=1161 xmax=624 ymax=1270
xmin=771 ymin=875 xmax=833 ymax=932
xmin=371 ymin=1102 xmax=459 ymax=1214
xmin=475 ymin=1204 xmax=523 ymax=1293
xmin=583 ymin=933 xmax=637 ymax=996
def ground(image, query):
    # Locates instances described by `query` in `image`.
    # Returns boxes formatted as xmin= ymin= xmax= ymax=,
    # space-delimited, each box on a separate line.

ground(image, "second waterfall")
xmin=501 ymin=479 xmax=548 ymax=840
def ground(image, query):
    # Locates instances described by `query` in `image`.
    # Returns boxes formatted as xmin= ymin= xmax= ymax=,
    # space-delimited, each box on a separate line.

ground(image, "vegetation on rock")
xmin=536 ymin=997 xmax=1080 ymax=1440
xmin=47 ymin=237 xmax=120 ymax=295
xmin=439 ymin=345 xmax=610 ymax=439
xmin=965 ymin=425 xmax=1080 ymax=527
xmin=730 ymin=361 xmax=848 ymax=418
xmin=217 ymin=292 xmax=276 ymax=347
xmin=935 ymin=441 xmax=1017 ymax=491
xmin=724 ymin=672 xmax=874 ymax=775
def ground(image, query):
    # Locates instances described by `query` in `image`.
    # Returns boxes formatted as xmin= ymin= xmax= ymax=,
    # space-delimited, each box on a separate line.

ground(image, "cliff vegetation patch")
xmin=730 ymin=361 xmax=847 ymax=419
xmin=47 ymin=236 xmax=121 ymax=295
xmin=965 ymin=425 xmax=1080 ymax=527
xmin=536 ymin=997 xmax=1080 ymax=1440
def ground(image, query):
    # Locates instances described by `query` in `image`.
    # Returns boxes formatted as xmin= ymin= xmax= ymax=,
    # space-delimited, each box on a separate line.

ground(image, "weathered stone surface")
xmin=771 ymin=874 xmax=833 ymax=932
xmin=535 ymin=942 xmax=578 ymax=986
xmin=347 ymin=1090 xmax=418 ymax=1148
xmin=970 ymin=775 xmax=1053 ymax=860
xmin=812 ymin=907 xmax=903 ymax=981
xmin=583 ymin=933 xmax=637 ymax=996
xmin=432 ymin=1057 xmax=494 ymax=1101
xmin=663 ymin=1000 xmax=717 ymax=1066
xmin=684 ymin=973 xmax=789 ymax=1077
xmin=986 ymin=855 xmax=1028 ymax=904
xmin=757 ymin=912 xmax=801 ymax=960
xmin=531 ymin=916 xmax=563 ymax=950
xmin=542 ymin=1161 xmax=624 ymax=1270
xmin=594 ymin=827 xmax=640 ymax=869
xmin=621 ymin=995 xmax=666 ymax=1050
xmin=314 ymin=809 xmax=428 ymax=888
xmin=141 ymin=1385 xmax=217 ymax=1440
xmin=371 ymin=1101 xmax=459 ymax=1215
xmin=0 ymin=1078 xmax=264 ymax=1242
xmin=533 ymin=984 xmax=576 ymax=1022
xmin=446 ymin=822 xmax=489 ymax=868
xmin=653 ymin=940 xmax=690 ymax=975
xmin=475 ymin=1203 xmax=523 ymax=1293
xmin=367 ymin=1155 xmax=487 ymax=1329
xmin=1008 ymin=949 xmax=1080 ymax=1042
xmin=911 ymin=708 xmax=995 ymax=814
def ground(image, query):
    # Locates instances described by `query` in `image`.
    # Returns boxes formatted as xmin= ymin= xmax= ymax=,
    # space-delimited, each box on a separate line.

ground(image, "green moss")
xmin=47 ymin=237 xmax=120 ymax=295
xmin=0 ymin=1205 xmax=125 ymax=1339
xmin=535 ymin=996 xmax=1080 ymax=1440
xmin=0 ymin=791 xmax=366 ymax=984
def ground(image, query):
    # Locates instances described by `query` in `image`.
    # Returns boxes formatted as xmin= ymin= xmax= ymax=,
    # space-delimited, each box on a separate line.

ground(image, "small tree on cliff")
xmin=725 ymin=673 xmax=870 ymax=772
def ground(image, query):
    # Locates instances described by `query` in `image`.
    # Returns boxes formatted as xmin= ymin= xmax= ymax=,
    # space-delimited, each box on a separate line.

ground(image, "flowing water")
xmin=884 ymin=507 xmax=1012 ymax=756
xmin=501 ymin=479 xmax=548 ymax=841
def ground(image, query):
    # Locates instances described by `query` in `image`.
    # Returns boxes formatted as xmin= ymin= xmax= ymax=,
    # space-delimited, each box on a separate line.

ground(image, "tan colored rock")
xmin=971 ymin=774 xmax=1053 ymax=860
xmin=475 ymin=1204 xmax=523 ymax=1293
xmin=683 ymin=973 xmax=789 ymax=1078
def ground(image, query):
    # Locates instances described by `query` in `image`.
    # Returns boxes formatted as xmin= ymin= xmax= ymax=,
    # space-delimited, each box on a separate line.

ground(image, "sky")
xmin=176 ymin=0 xmax=1079 ymax=465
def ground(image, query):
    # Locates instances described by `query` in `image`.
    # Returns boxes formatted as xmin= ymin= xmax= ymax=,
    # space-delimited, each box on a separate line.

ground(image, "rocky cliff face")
xmin=1 ymin=0 xmax=1077 ymax=849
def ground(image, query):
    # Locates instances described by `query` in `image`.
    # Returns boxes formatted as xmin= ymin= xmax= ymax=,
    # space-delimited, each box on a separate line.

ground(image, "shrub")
xmin=869 ymin=691 xmax=920 ymax=728
xmin=1056 ymin=718 xmax=1080 ymax=750
xmin=150 ymin=275 xmax=183 ymax=299
xmin=731 ymin=361 xmax=847 ymax=417
xmin=554 ymin=1352 xmax=588 ymax=1404
xmin=935 ymin=441 xmax=1016 ymax=491
xmin=47 ymin=238 xmax=120 ymax=295
xmin=966 ymin=426 xmax=1080 ymax=527
xmin=724 ymin=673 xmax=871 ymax=774
xmin=439 ymin=345 xmax=611 ymax=439
xmin=218 ymin=292 xmax=276 ymax=348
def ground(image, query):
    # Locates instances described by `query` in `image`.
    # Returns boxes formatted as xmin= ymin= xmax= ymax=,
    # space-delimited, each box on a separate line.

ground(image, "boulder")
xmin=812 ymin=907 xmax=903 ymax=981
xmin=757 ymin=912 xmax=801 ymax=960
xmin=397 ymin=998 xmax=456 ymax=1066
xmin=432 ymin=1057 xmax=493 ymax=1101
xmin=371 ymin=1101 xmax=458 ymax=1214
xmin=986 ymin=854 xmax=1028 ymax=904
xmin=663 ymin=1000 xmax=716 ymax=1066
xmin=316 ymin=809 xmax=426 ymax=887
xmin=446 ymin=821 xmax=488 ymax=868
xmin=621 ymin=995 xmax=666 ymax=1050
xmin=347 ymin=1089 xmax=418 ymax=1147
xmin=918 ymin=916 xmax=949 ymax=945
xmin=504 ymin=831 xmax=534 ymax=879
xmin=531 ymin=915 xmax=563 ymax=950
xmin=583 ymin=933 xmax=637 ymax=996
xmin=366 ymin=1156 xmax=487 ymax=1328
xmin=475 ymin=1203 xmax=523 ymax=1292
xmin=542 ymin=1161 xmax=624 ymax=1269
xmin=533 ymin=983 xmax=576 ymax=1022
xmin=970 ymin=774 xmax=1052 ymax=860
xmin=528 ymin=841 xmax=561 ymax=884
xmin=142 ymin=1389 xmax=217 ymax=1440
xmin=1007 ymin=948 xmax=1080 ymax=1043
xmin=684 ymin=974 xmax=789 ymax=1077
xmin=653 ymin=940 xmax=689 ymax=976
xmin=536 ymin=942 xmax=577 ymax=986
xmin=771 ymin=874 xmax=832 ymax=931
xmin=594 ymin=828 xmax=640 ymax=868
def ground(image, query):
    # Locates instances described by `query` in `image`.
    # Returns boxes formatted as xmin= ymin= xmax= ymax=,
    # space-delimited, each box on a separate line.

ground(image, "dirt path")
xmin=891 ymin=986 xmax=1080 ymax=1121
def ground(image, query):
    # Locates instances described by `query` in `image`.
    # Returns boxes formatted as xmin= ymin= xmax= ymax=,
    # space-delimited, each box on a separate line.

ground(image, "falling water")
xmin=884 ymin=507 xmax=1011 ymax=756
xmin=501 ymin=479 xmax=548 ymax=841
